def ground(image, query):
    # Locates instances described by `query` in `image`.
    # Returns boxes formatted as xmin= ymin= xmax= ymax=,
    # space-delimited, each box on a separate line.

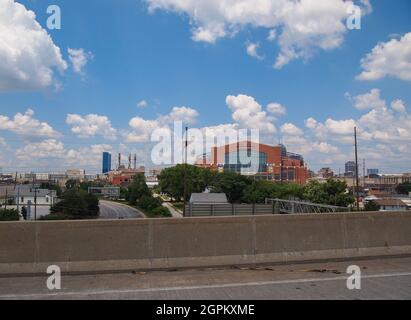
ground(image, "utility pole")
xmin=354 ymin=127 xmax=360 ymax=211
xmin=14 ymin=172 xmax=20 ymax=214
xmin=34 ymin=187 xmax=37 ymax=221
xmin=363 ymin=159 xmax=366 ymax=187
xmin=183 ymin=127 xmax=188 ymax=217
xmin=4 ymin=188 xmax=7 ymax=210
xmin=16 ymin=185 xmax=20 ymax=214
xmin=32 ymin=176 xmax=37 ymax=220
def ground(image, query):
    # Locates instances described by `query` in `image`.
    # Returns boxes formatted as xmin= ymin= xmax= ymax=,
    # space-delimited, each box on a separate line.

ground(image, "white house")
xmin=13 ymin=186 xmax=57 ymax=206
xmin=374 ymin=199 xmax=408 ymax=212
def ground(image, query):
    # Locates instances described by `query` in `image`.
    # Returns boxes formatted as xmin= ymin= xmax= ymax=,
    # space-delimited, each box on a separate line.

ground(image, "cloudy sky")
xmin=0 ymin=0 xmax=410 ymax=174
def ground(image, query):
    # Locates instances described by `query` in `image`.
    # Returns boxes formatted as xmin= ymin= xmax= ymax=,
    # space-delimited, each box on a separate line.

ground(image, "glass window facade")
xmin=224 ymin=150 xmax=267 ymax=174
xmin=102 ymin=152 xmax=112 ymax=174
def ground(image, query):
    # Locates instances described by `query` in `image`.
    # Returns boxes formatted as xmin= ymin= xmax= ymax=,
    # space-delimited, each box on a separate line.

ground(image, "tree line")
xmin=158 ymin=165 xmax=356 ymax=208
xmin=123 ymin=174 xmax=171 ymax=217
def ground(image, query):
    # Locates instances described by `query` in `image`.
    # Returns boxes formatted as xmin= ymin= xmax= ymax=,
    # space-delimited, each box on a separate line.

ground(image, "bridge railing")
xmin=265 ymin=198 xmax=351 ymax=214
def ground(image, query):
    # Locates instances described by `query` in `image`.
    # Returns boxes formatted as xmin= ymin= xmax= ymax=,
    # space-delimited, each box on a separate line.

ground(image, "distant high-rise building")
xmin=319 ymin=168 xmax=334 ymax=179
xmin=102 ymin=152 xmax=112 ymax=174
xmin=345 ymin=161 xmax=356 ymax=177
xmin=367 ymin=168 xmax=379 ymax=176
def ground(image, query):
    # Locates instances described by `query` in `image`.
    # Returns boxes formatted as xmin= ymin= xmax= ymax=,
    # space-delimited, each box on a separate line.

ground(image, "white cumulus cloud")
xmin=0 ymin=0 xmax=67 ymax=91
xmin=66 ymin=114 xmax=117 ymax=140
xmin=168 ymin=106 xmax=199 ymax=125
xmin=267 ymin=103 xmax=287 ymax=116
xmin=281 ymin=123 xmax=303 ymax=136
xmin=350 ymin=88 xmax=386 ymax=110
xmin=68 ymin=48 xmax=93 ymax=76
xmin=0 ymin=109 xmax=59 ymax=138
xmin=147 ymin=0 xmax=371 ymax=68
xmin=357 ymin=32 xmax=411 ymax=82
xmin=226 ymin=94 xmax=276 ymax=134
xmin=246 ymin=42 xmax=263 ymax=60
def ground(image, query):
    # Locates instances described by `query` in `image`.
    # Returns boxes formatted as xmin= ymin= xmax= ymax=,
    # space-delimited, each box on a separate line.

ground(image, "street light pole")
xmin=354 ymin=127 xmax=360 ymax=212
xmin=183 ymin=126 xmax=188 ymax=217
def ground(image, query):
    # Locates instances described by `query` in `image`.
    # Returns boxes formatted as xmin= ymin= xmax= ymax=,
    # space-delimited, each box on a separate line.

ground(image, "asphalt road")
xmin=1 ymin=256 xmax=411 ymax=300
xmin=98 ymin=200 xmax=145 ymax=219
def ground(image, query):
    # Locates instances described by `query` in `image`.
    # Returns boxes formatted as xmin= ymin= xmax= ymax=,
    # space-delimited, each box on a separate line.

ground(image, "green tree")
xmin=396 ymin=182 xmax=411 ymax=195
xmin=210 ymin=172 xmax=252 ymax=203
xmin=303 ymin=179 xmax=354 ymax=207
xmin=158 ymin=165 xmax=213 ymax=201
xmin=51 ymin=189 xmax=99 ymax=218
xmin=243 ymin=181 xmax=304 ymax=204
xmin=40 ymin=182 xmax=62 ymax=196
xmin=364 ymin=200 xmax=381 ymax=212
xmin=139 ymin=195 xmax=162 ymax=211
xmin=126 ymin=174 xmax=151 ymax=205
xmin=65 ymin=179 xmax=80 ymax=191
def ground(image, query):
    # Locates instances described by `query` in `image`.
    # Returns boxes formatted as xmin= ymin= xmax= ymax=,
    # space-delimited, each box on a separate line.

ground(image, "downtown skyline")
xmin=0 ymin=0 xmax=411 ymax=174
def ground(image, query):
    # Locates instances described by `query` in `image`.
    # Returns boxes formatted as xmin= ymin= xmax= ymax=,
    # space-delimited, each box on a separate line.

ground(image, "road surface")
xmin=99 ymin=200 xmax=145 ymax=219
xmin=1 ymin=256 xmax=411 ymax=300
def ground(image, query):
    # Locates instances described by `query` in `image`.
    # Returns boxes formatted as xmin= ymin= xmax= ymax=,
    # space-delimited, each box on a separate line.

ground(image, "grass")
xmin=128 ymin=204 xmax=171 ymax=218
xmin=171 ymin=202 xmax=184 ymax=211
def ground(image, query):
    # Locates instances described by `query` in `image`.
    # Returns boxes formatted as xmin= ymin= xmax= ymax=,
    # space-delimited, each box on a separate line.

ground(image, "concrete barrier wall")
xmin=0 ymin=211 xmax=410 ymax=275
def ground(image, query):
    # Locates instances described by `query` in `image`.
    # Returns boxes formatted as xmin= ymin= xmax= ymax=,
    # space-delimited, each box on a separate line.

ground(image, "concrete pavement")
xmin=163 ymin=202 xmax=183 ymax=218
xmin=99 ymin=200 xmax=145 ymax=219
xmin=1 ymin=257 xmax=411 ymax=300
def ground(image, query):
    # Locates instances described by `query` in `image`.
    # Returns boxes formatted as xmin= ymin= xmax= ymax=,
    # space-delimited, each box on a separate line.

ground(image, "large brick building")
xmin=196 ymin=142 xmax=309 ymax=185
xmin=108 ymin=166 xmax=146 ymax=187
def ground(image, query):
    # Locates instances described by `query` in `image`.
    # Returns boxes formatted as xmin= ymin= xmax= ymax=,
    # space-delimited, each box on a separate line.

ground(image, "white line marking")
xmin=1 ymin=272 xmax=411 ymax=299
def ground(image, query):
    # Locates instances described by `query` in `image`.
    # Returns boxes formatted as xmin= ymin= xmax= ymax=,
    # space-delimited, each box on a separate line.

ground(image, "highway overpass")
xmin=0 ymin=211 xmax=410 ymax=299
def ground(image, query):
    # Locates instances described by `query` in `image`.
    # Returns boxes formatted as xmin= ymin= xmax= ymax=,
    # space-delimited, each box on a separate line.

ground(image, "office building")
xmin=196 ymin=142 xmax=309 ymax=185
xmin=345 ymin=161 xmax=357 ymax=177
xmin=319 ymin=168 xmax=334 ymax=179
xmin=102 ymin=152 xmax=112 ymax=174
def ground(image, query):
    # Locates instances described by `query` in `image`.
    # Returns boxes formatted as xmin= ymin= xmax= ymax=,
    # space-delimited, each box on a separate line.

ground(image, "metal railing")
xmin=185 ymin=199 xmax=350 ymax=217
xmin=265 ymin=198 xmax=350 ymax=214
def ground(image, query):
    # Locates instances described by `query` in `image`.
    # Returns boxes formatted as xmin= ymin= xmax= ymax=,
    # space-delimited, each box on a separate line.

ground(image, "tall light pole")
xmin=183 ymin=127 xmax=188 ymax=217
xmin=354 ymin=127 xmax=360 ymax=211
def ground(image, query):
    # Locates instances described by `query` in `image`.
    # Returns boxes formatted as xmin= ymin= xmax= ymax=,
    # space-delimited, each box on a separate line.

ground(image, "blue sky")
xmin=0 ymin=0 xmax=410 ymax=173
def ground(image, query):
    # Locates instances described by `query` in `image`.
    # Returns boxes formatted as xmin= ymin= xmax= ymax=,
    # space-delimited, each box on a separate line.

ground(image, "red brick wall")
xmin=207 ymin=142 xmax=309 ymax=184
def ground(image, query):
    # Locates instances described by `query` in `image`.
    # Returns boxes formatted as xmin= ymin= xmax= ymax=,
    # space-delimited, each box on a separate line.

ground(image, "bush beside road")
xmin=0 ymin=209 xmax=20 ymax=221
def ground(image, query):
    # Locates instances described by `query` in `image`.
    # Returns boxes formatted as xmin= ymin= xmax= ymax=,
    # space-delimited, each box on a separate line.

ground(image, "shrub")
xmin=51 ymin=189 xmax=100 ymax=219
xmin=0 ymin=209 xmax=20 ymax=221
xmin=151 ymin=206 xmax=172 ymax=218
xmin=39 ymin=214 xmax=70 ymax=221
xmin=139 ymin=195 xmax=162 ymax=211
xmin=364 ymin=201 xmax=381 ymax=212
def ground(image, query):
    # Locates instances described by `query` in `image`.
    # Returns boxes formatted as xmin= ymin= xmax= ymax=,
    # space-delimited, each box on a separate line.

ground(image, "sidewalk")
xmin=163 ymin=202 xmax=183 ymax=218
